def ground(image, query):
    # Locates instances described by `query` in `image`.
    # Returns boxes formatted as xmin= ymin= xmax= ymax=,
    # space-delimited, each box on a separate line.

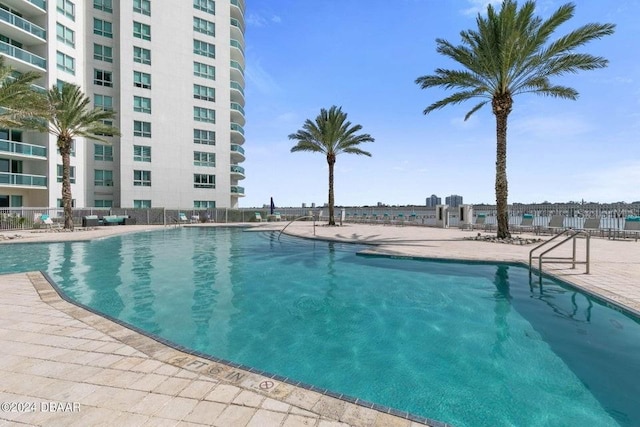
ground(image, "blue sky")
xmin=240 ymin=0 xmax=640 ymax=208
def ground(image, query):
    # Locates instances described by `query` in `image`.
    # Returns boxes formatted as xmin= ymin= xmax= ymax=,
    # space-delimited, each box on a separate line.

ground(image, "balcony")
xmin=230 ymin=102 xmax=245 ymax=126
xmin=230 ymin=165 xmax=245 ymax=180
xmin=0 ymin=139 xmax=47 ymax=159
xmin=230 ymin=80 xmax=244 ymax=104
xmin=0 ymin=172 xmax=47 ymax=188
xmin=230 ymin=185 xmax=245 ymax=196
xmin=230 ymin=122 xmax=245 ymax=144
xmin=230 ymin=0 xmax=245 ymax=17
xmin=231 ymin=144 xmax=245 ymax=162
xmin=230 ymin=60 xmax=244 ymax=86
xmin=230 ymin=39 xmax=245 ymax=68
xmin=0 ymin=40 xmax=46 ymax=72
xmin=0 ymin=8 xmax=46 ymax=44
xmin=2 ymin=0 xmax=46 ymax=15
xmin=230 ymin=17 xmax=245 ymax=37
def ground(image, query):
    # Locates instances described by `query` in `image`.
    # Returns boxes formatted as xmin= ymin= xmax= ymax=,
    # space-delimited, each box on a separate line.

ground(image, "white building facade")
xmin=0 ymin=0 xmax=246 ymax=209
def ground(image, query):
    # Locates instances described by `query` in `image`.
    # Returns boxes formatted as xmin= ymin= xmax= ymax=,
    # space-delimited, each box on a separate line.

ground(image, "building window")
xmin=94 ymin=144 xmax=113 ymax=161
xmin=57 ymin=164 xmax=76 ymax=184
xmin=194 ymin=151 xmax=215 ymax=167
xmin=193 ymin=84 xmax=215 ymax=102
xmin=194 ymin=174 xmax=215 ymax=188
xmin=133 ymin=0 xmax=151 ymax=16
xmin=133 ymin=21 xmax=151 ymax=41
xmin=133 ymin=96 xmax=151 ymax=114
xmin=93 ymin=0 xmax=113 ymax=13
xmin=94 ymin=69 xmax=113 ymax=87
xmin=94 ymin=94 xmax=113 ymax=110
xmin=193 ymin=129 xmax=215 ymax=145
xmin=194 ymin=0 xmax=215 ymax=15
xmin=134 ymin=199 xmax=151 ymax=208
xmin=193 ymin=62 xmax=215 ymax=80
xmin=0 ymin=129 xmax=22 ymax=142
xmin=56 ymin=51 xmax=75 ymax=75
xmin=133 ymin=71 xmax=151 ymax=89
xmin=194 ymin=200 xmax=216 ymax=208
xmin=57 ymin=0 xmax=75 ymax=20
xmin=93 ymin=18 xmax=113 ymax=38
xmin=133 ymin=46 xmax=151 ymax=65
xmin=194 ymin=17 xmax=215 ymax=36
xmin=193 ymin=39 xmax=215 ymax=58
xmin=94 ymin=43 xmax=113 ymax=62
xmin=56 ymin=23 xmax=75 ymax=47
xmin=96 ymin=120 xmax=115 ymax=137
xmin=194 ymin=107 xmax=215 ymax=123
xmin=133 ymin=145 xmax=151 ymax=162
xmin=94 ymin=199 xmax=113 ymax=208
xmin=134 ymin=170 xmax=151 ymax=186
xmin=94 ymin=169 xmax=113 ymax=186
xmin=134 ymin=121 xmax=151 ymax=137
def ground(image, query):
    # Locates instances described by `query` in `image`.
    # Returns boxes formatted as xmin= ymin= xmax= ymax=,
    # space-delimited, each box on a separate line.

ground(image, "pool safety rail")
xmin=278 ymin=215 xmax=315 ymax=240
xmin=529 ymin=229 xmax=590 ymax=280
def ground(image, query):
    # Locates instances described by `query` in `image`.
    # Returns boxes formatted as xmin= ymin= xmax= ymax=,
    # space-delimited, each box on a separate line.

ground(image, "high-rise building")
xmin=425 ymin=194 xmax=441 ymax=207
xmin=0 ymin=0 xmax=246 ymax=209
xmin=445 ymin=194 xmax=463 ymax=208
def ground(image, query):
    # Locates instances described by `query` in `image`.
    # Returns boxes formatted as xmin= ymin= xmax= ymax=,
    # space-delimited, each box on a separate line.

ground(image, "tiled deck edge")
xmin=26 ymin=271 xmax=447 ymax=427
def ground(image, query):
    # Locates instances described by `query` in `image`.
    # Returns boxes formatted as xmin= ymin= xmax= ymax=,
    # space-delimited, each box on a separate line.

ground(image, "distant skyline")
xmin=241 ymin=0 xmax=640 ymax=208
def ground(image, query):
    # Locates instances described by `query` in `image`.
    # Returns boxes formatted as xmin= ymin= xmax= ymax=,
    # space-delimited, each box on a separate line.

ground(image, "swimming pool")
xmin=1 ymin=227 xmax=638 ymax=426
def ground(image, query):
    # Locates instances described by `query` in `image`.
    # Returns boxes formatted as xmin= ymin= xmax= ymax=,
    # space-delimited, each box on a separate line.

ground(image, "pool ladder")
xmin=529 ymin=229 xmax=590 ymax=281
xmin=278 ymin=215 xmax=316 ymax=240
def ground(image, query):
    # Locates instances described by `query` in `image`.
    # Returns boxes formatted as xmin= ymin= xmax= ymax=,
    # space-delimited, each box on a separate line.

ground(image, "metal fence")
xmin=1 ymin=202 xmax=639 ymax=232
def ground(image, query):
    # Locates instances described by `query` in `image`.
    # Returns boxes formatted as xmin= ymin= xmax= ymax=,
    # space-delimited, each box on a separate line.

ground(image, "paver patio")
xmin=1 ymin=222 xmax=638 ymax=426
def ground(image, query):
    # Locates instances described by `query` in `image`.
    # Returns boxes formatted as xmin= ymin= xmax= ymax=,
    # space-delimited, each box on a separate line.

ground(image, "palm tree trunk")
xmin=327 ymin=156 xmax=335 ymax=226
xmin=494 ymin=99 xmax=511 ymax=239
xmin=60 ymin=139 xmax=74 ymax=230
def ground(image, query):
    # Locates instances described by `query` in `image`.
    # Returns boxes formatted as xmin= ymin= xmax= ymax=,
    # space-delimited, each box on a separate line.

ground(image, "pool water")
xmin=1 ymin=227 xmax=638 ymax=426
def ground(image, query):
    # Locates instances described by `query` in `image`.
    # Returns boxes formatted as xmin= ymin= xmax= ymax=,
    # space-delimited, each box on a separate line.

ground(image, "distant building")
xmin=445 ymin=195 xmax=463 ymax=208
xmin=426 ymin=195 xmax=441 ymax=207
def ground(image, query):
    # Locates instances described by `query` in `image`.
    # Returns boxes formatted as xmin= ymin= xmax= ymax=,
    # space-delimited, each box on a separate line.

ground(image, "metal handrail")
xmin=529 ymin=229 xmax=590 ymax=279
xmin=278 ymin=215 xmax=315 ymax=240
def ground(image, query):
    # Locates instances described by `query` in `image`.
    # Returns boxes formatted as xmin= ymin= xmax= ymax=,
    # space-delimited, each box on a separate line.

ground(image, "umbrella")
xmin=270 ymin=197 xmax=275 ymax=215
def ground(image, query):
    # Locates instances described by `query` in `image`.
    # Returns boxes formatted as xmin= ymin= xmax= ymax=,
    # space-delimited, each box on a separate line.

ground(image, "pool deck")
xmin=1 ymin=222 xmax=639 ymax=426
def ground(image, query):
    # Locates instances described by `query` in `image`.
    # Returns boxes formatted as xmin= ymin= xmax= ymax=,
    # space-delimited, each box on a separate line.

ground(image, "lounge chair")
xmin=513 ymin=214 xmax=535 ymax=233
xmin=179 ymin=213 xmax=189 ymax=223
xmin=540 ymin=215 xmax=566 ymax=234
xmin=465 ymin=213 xmax=487 ymax=230
xmin=617 ymin=216 xmax=640 ymax=241
xmin=254 ymin=212 xmax=266 ymax=222
xmin=39 ymin=214 xmax=55 ymax=229
xmin=582 ymin=217 xmax=602 ymax=237
xmin=274 ymin=212 xmax=284 ymax=221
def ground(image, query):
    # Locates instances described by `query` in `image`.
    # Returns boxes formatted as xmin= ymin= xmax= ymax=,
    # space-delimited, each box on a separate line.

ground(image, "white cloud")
xmin=462 ymin=0 xmax=502 ymax=16
xmin=573 ymin=161 xmax=640 ymax=202
xmin=246 ymin=13 xmax=267 ymax=27
xmin=246 ymin=12 xmax=282 ymax=27
xmin=245 ymin=60 xmax=281 ymax=95
xmin=510 ymin=114 xmax=593 ymax=139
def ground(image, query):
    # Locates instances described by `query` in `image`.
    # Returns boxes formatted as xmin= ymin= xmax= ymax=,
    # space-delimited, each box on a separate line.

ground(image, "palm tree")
xmin=25 ymin=83 xmax=119 ymax=230
xmin=415 ymin=0 xmax=614 ymax=238
xmin=289 ymin=106 xmax=374 ymax=225
xmin=0 ymin=57 xmax=46 ymax=128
